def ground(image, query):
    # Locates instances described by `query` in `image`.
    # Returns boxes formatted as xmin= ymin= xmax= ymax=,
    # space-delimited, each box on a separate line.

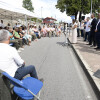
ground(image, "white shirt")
xmin=85 ymin=21 xmax=91 ymax=32
xmin=80 ymin=23 xmax=84 ymax=30
xmin=0 ymin=23 xmax=5 ymax=28
xmin=0 ymin=43 xmax=24 ymax=77
xmin=46 ymin=28 xmax=51 ymax=32
xmin=96 ymin=19 xmax=100 ymax=30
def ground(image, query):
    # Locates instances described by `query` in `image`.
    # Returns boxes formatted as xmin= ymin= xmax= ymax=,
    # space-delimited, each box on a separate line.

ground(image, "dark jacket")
xmin=97 ymin=21 xmax=100 ymax=33
xmin=91 ymin=18 xmax=97 ymax=32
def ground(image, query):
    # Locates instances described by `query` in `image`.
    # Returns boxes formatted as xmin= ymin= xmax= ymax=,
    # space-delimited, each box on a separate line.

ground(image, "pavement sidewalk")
xmin=69 ymin=35 xmax=100 ymax=91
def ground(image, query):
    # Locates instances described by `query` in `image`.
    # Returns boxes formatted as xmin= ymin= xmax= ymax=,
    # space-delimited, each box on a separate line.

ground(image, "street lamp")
xmin=91 ymin=0 xmax=92 ymax=14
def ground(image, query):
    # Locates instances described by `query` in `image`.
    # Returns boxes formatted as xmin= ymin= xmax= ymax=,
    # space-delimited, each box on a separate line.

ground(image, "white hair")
xmin=0 ymin=29 xmax=9 ymax=42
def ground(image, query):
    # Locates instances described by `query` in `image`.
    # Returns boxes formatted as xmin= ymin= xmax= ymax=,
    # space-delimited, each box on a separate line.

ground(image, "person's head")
xmin=15 ymin=27 xmax=18 ymax=32
xmin=19 ymin=27 xmax=22 ymax=32
xmin=47 ymin=25 xmax=49 ymax=28
xmin=24 ymin=26 xmax=27 ymax=30
xmin=87 ymin=17 xmax=90 ymax=21
xmin=0 ymin=29 xmax=9 ymax=44
xmin=98 ymin=13 xmax=100 ymax=19
xmin=81 ymin=20 xmax=84 ymax=23
xmin=34 ymin=25 xmax=37 ymax=28
xmin=1 ymin=20 xmax=3 ymax=24
xmin=8 ymin=27 xmax=13 ymax=33
xmin=29 ymin=25 xmax=32 ymax=28
xmin=72 ymin=19 xmax=76 ymax=24
xmin=59 ymin=26 xmax=60 ymax=28
xmin=8 ymin=23 xmax=10 ymax=26
xmin=43 ymin=25 xmax=45 ymax=28
xmin=76 ymin=20 xmax=78 ymax=23
xmin=91 ymin=13 xmax=95 ymax=19
xmin=4 ymin=26 xmax=9 ymax=30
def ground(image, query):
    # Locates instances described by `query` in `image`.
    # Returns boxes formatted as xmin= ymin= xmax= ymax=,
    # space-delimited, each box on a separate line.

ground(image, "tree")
xmin=92 ymin=0 xmax=100 ymax=13
xmin=23 ymin=0 xmax=34 ymax=12
xmin=56 ymin=0 xmax=99 ymax=21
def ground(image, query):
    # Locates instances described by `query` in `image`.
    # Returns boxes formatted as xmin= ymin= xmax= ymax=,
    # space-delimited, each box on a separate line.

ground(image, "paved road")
xmin=20 ymin=36 xmax=98 ymax=100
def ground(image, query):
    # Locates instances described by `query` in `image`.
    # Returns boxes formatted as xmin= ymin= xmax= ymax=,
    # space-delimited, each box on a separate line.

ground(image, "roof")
xmin=44 ymin=17 xmax=57 ymax=21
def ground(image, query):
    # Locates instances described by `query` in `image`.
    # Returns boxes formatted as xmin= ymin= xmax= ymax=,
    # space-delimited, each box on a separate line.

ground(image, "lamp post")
xmin=91 ymin=0 xmax=92 ymax=14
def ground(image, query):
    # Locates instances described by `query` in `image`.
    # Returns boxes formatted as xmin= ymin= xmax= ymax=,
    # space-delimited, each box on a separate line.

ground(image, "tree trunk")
xmin=75 ymin=12 xmax=78 ymax=21
xmin=79 ymin=11 xmax=82 ymax=22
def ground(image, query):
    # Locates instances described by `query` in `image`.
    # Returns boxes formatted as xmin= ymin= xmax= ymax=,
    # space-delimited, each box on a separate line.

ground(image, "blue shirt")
xmin=9 ymin=32 xmax=15 ymax=40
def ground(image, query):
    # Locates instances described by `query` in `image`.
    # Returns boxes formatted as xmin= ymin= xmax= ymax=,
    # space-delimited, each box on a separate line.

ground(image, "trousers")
xmin=14 ymin=65 xmax=38 ymax=80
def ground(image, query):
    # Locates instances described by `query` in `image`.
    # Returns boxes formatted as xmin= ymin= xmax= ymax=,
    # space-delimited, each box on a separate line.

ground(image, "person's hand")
xmin=95 ymin=30 xmax=97 ymax=32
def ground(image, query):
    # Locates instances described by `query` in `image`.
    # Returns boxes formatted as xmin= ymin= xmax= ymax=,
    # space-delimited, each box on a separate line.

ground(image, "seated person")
xmin=29 ymin=25 xmax=37 ymax=41
xmin=0 ymin=29 xmax=43 ymax=81
xmin=50 ymin=26 xmax=55 ymax=37
xmin=13 ymin=27 xmax=24 ymax=49
xmin=9 ymin=27 xmax=20 ymax=50
xmin=41 ymin=25 xmax=47 ymax=37
xmin=22 ymin=26 xmax=32 ymax=46
xmin=18 ymin=27 xmax=27 ymax=45
xmin=46 ymin=25 xmax=52 ymax=38
xmin=33 ymin=25 xmax=41 ymax=39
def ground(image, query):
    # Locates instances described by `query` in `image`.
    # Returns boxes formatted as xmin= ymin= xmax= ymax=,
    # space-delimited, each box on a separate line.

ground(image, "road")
xmin=20 ymin=36 xmax=98 ymax=100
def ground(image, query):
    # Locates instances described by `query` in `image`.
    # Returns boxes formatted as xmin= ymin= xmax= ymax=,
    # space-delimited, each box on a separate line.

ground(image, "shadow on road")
xmin=56 ymin=42 xmax=69 ymax=47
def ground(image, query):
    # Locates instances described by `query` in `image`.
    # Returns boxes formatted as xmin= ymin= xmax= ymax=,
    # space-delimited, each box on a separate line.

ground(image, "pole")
xmin=91 ymin=0 xmax=92 ymax=14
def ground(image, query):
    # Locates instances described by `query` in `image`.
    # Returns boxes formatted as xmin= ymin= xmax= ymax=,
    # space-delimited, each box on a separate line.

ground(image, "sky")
xmin=1 ymin=0 xmax=72 ymax=23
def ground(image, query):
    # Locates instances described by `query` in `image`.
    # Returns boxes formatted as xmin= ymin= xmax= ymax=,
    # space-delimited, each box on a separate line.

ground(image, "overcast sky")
xmin=1 ymin=0 xmax=72 ymax=23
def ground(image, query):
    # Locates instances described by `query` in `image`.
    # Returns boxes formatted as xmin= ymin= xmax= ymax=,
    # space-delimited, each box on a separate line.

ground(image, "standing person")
xmin=64 ymin=23 xmax=66 ymax=33
xmin=84 ymin=17 xmax=91 ymax=42
xmin=80 ymin=21 xmax=84 ymax=37
xmin=58 ymin=26 xmax=61 ymax=36
xmin=88 ymin=13 xmax=97 ymax=46
xmin=95 ymin=13 xmax=100 ymax=50
xmin=76 ymin=20 xmax=80 ymax=37
xmin=72 ymin=20 xmax=77 ymax=43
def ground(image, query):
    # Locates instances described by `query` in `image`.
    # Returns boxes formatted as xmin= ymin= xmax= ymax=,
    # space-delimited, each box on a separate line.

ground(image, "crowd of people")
xmin=0 ymin=20 xmax=63 ymax=94
xmin=71 ymin=13 xmax=100 ymax=51
xmin=0 ymin=20 xmax=62 ymax=53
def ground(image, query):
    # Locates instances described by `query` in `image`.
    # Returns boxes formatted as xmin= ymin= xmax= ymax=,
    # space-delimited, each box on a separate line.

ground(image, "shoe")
xmin=17 ymin=50 xmax=21 ymax=53
xmin=39 ymin=78 xmax=44 ymax=83
xmin=90 ymin=45 xmax=94 ymax=47
xmin=19 ymin=48 xmax=24 ymax=50
xmin=94 ymin=47 xmax=99 ymax=49
xmin=96 ymin=48 xmax=100 ymax=51
xmin=86 ymin=44 xmax=91 ymax=45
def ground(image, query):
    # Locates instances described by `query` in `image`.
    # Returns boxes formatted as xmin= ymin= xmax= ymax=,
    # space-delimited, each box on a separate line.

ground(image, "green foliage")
xmin=31 ymin=18 xmax=37 ymax=22
xmin=23 ymin=0 xmax=34 ymax=12
xmin=92 ymin=0 xmax=100 ymax=13
xmin=56 ymin=0 xmax=100 ymax=21
xmin=31 ymin=18 xmax=42 ymax=23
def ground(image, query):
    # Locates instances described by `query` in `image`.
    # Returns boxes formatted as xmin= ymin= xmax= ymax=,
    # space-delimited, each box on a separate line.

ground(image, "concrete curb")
xmin=68 ymin=39 xmax=100 ymax=99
